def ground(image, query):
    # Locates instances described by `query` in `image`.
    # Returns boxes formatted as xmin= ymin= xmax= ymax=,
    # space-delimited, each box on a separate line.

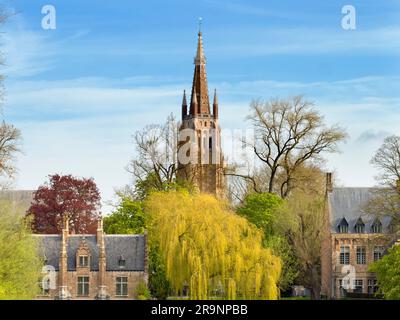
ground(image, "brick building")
xmin=35 ymin=217 xmax=148 ymax=300
xmin=177 ymin=30 xmax=226 ymax=198
xmin=321 ymin=174 xmax=395 ymax=299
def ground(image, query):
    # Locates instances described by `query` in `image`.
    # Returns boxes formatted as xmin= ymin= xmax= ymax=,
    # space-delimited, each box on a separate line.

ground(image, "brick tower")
xmin=177 ymin=30 xmax=225 ymax=198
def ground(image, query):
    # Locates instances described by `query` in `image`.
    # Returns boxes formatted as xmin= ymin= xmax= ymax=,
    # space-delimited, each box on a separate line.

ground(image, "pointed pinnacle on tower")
xmin=213 ymin=88 xmax=218 ymax=119
xmin=182 ymin=90 xmax=188 ymax=118
xmin=213 ymin=89 xmax=218 ymax=105
xmin=182 ymin=89 xmax=188 ymax=106
xmin=63 ymin=213 xmax=69 ymax=232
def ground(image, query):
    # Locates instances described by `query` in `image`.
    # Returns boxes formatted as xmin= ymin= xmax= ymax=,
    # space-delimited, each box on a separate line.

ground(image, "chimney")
xmin=326 ymin=172 xmax=333 ymax=193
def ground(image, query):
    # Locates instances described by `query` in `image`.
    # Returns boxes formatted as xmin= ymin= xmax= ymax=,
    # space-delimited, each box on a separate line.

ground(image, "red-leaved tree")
xmin=27 ymin=174 xmax=101 ymax=234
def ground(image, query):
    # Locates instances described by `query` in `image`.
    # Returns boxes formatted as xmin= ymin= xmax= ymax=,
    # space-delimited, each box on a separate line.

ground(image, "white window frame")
xmin=116 ymin=276 xmax=128 ymax=297
xmin=356 ymin=246 xmax=366 ymax=265
xmin=77 ymin=276 xmax=90 ymax=296
xmin=38 ymin=279 xmax=50 ymax=296
xmin=373 ymin=246 xmax=383 ymax=261
xmin=339 ymin=246 xmax=350 ymax=265
xmin=79 ymin=255 xmax=89 ymax=267
xmin=353 ymin=279 xmax=363 ymax=293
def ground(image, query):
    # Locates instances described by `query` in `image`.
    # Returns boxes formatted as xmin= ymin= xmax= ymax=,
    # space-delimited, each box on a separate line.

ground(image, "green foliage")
xmin=134 ymin=172 xmax=195 ymax=201
xmin=145 ymin=190 xmax=281 ymax=300
xmin=236 ymin=193 xmax=298 ymax=291
xmin=0 ymin=201 xmax=42 ymax=299
xmin=237 ymin=193 xmax=283 ymax=236
xmin=148 ymin=245 xmax=171 ymax=299
xmin=103 ymin=197 xmax=146 ymax=234
xmin=276 ymin=191 xmax=326 ymax=299
xmin=103 ymin=192 xmax=170 ymax=299
xmin=369 ymin=245 xmax=400 ymax=299
xmin=134 ymin=172 xmax=163 ymax=201
xmin=135 ymin=280 xmax=152 ymax=300
xmin=264 ymin=235 xmax=299 ymax=291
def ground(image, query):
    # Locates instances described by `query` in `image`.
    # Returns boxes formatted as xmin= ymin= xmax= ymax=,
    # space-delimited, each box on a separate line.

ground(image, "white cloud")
xmin=356 ymin=130 xmax=391 ymax=143
xmin=1 ymin=15 xmax=55 ymax=77
xmin=209 ymin=26 xmax=400 ymax=56
xmin=6 ymin=75 xmax=400 ymax=205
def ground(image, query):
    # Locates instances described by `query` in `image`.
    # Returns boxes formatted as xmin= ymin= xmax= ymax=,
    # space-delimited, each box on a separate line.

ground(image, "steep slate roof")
xmin=328 ymin=187 xmax=392 ymax=233
xmin=0 ymin=190 xmax=34 ymax=213
xmin=35 ymin=234 xmax=145 ymax=271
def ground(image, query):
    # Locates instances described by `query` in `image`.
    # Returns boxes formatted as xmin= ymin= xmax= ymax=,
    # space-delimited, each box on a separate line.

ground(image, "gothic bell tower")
xmin=177 ymin=30 xmax=225 ymax=198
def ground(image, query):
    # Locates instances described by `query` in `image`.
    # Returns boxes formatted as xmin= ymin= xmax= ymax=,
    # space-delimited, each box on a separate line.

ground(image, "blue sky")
xmin=1 ymin=0 xmax=400 ymax=211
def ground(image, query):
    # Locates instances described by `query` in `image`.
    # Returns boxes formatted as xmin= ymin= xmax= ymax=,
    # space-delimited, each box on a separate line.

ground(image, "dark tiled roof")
xmin=35 ymin=234 xmax=145 ymax=271
xmin=328 ymin=187 xmax=392 ymax=234
xmin=0 ymin=190 xmax=34 ymax=213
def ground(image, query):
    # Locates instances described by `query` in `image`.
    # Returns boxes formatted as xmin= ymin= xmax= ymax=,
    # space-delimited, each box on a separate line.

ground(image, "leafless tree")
xmin=231 ymin=96 xmax=347 ymax=198
xmin=371 ymin=135 xmax=400 ymax=190
xmin=0 ymin=121 xmax=21 ymax=178
xmin=128 ymin=114 xmax=179 ymax=192
xmin=365 ymin=135 xmax=400 ymax=232
xmin=0 ymin=8 xmax=22 ymax=182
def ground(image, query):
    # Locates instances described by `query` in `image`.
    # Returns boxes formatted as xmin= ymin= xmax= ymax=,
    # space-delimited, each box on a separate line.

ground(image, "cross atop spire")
xmin=198 ymin=17 xmax=202 ymax=33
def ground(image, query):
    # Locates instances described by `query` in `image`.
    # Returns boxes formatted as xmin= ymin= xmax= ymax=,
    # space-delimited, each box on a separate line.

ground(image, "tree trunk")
xmin=309 ymin=266 xmax=321 ymax=300
xmin=268 ymin=166 xmax=278 ymax=194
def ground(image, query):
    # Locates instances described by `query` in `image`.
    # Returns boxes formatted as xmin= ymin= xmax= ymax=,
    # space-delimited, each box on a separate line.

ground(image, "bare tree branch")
xmin=241 ymin=95 xmax=347 ymax=198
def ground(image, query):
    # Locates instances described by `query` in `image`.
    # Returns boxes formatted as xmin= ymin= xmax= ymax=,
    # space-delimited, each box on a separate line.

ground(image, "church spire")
xmin=189 ymin=28 xmax=210 ymax=116
xmin=177 ymin=26 xmax=226 ymax=198
xmin=194 ymin=31 xmax=206 ymax=66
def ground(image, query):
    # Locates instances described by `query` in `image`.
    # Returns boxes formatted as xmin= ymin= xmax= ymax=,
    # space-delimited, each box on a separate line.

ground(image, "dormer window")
xmin=76 ymin=237 xmax=91 ymax=269
xmin=118 ymin=255 xmax=126 ymax=268
xmin=338 ymin=218 xmax=349 ymax=233
xmin=372 ymin=219 xmax=382 ymax=233
xmin=79 ymin=255 xmax=89 ymax=267
xmin=354 ymin=218 xmax=365 ymax=233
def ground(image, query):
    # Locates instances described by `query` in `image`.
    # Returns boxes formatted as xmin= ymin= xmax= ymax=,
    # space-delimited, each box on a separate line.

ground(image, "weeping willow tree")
xmin=145 ymin=190 xmax=281 ymax=300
